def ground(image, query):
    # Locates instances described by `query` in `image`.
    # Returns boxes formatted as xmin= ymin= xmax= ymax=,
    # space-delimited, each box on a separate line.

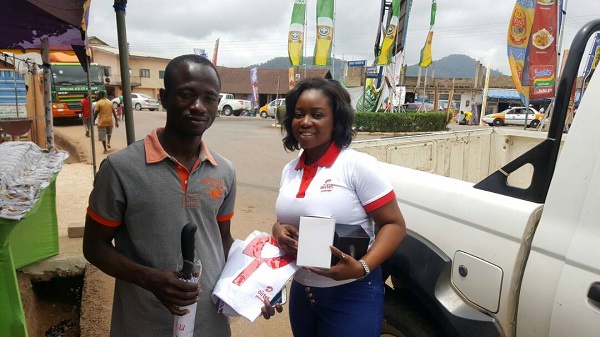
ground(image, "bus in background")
xmin=50 ymin=52 xmax=107 ymax=121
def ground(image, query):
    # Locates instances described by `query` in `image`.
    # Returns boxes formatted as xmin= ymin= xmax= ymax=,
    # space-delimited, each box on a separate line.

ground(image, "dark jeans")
xmin=289 ymin=267 xmax=384 ymax=337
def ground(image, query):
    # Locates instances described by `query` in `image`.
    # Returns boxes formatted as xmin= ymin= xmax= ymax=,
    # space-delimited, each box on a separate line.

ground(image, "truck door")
xmin=517 ymin=63 xmax=600 ymax=337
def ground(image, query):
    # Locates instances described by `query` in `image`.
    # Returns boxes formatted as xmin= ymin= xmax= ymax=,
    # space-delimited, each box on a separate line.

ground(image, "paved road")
xmin=54 ymin=111 xmax=395 ymax=337
xmin=53 ymin=111 xmax=488 ymax=336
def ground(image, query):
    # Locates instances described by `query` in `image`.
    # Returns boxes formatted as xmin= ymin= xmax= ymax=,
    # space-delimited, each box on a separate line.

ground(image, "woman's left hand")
xmin=305 ymin=246 xmax=366 ymax=281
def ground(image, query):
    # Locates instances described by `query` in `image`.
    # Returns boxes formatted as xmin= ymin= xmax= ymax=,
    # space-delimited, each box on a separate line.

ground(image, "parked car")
xmin=260 ymin=98 xmax=285 ymax=118
xmin=402 ymin=102 xmax=435 ymax=112
xmin=110 ymin=93 xmax=160 ymax=111
xmin=483 ymin=106 xmax=543 ymax=127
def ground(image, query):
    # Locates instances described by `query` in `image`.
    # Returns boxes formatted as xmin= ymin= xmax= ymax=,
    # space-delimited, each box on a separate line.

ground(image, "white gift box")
xmin=296 ymin=216 xmax=336 ymax=269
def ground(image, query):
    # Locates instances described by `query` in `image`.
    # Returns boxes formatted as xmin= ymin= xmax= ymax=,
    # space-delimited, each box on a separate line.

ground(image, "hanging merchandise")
xmin=288 ymin=0 xmax=306 ymax=66
xmin=314 ymin=0 xmax=334 ymax=66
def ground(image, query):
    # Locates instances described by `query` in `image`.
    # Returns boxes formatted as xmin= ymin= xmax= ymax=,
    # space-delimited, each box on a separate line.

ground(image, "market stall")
xmin=0 ymin=141 xmax=68 ymax=337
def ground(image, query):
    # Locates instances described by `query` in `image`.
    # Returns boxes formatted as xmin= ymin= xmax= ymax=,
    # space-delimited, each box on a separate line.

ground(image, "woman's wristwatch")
xmin=356 ymin=259 xmax=371 ymax=281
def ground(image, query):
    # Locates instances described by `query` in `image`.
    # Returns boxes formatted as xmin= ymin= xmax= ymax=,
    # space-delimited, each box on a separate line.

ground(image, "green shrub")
xmin=354 ymin=111 xmax=449 ymax=133
xmin=276 ymin=105 xmax=286 ymax=125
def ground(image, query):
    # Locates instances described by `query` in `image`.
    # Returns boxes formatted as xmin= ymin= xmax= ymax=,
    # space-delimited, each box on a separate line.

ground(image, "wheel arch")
xmin=382 ymin=230 xmax=502 ymax=337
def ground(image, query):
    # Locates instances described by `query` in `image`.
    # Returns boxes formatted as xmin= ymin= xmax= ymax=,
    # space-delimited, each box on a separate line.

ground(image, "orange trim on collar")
xmin=294 ymin=142 xmax=342 ymax=170
xmin=144 ymin=127 xmax=218 ymax=166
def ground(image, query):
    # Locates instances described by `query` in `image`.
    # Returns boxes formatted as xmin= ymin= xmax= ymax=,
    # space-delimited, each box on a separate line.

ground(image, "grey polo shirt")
xmin=87 ymin=128 xmax=236 ymax=337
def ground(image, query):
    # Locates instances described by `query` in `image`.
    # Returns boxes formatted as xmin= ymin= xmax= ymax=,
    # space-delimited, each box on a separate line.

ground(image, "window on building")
xmin=140 ymin=69 xmax=150 ymax=78
xmin=159 ymin=70 xmax=165 ymax=79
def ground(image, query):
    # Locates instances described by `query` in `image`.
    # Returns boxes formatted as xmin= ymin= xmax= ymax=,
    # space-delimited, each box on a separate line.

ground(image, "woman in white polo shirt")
xmin=271 ymin=78 xmax=407 ymax=337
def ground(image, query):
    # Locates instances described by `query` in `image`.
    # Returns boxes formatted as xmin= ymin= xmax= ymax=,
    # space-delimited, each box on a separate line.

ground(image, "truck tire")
xmin=492 ymin=118 xmax=503 ymax=126
xmin=222 ymin=106 xmax=233 ymax=116
xmin=530 ymin=119 xmax=540 ymax=128
xmin=381 ymin=285 xmax=445 ymax=337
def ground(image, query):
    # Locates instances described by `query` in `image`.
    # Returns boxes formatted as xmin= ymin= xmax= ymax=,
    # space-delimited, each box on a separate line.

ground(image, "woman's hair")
xmin=282 ymin=77 xmax=355 ymax=152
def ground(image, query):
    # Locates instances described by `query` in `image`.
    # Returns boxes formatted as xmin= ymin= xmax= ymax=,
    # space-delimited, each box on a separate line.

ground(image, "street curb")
xmin=54 ymin=129 xmax=87 ymax=164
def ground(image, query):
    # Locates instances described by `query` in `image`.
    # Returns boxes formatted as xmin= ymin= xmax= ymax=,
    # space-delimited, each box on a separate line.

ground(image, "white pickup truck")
xmin=218 ymin=93 xmax=252 ymax=116
xmin=353 ymin=20 xmax=600 ymax=337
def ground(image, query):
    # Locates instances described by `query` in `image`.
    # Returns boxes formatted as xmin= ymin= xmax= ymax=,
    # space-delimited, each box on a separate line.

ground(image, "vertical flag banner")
xmin=289 ymin=67 xmax=296 ymax=89
xmin=314 ymin=0 xmax=334 ymax=66
xmin=507 ymin=0 xmax=535 ymax=105
xmin=288 ymin=0 xmax=306 ymax=66
xmin=418 ymin=0 xmax=437 ymax=68
xmin=582 ymin=33 xmax=600 ymax=91
xmin=193 ymin=48 xmax=207 ymax=58
xmin=528 ymin=0 xmax=558 ymax=99
xmin=419 ymin=31 xmax=434 ymax=67
xmin=212 ymin=38 xmax=220 ymax=66
xmin=250 ymin=68 xmax=259 ymax=109
xmin=376 ymin=0 xmax=400 ymax=65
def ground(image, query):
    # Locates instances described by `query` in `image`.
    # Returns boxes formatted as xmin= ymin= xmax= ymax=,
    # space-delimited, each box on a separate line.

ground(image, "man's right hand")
xmin=140 ymin=269 xmax=201 ymax=316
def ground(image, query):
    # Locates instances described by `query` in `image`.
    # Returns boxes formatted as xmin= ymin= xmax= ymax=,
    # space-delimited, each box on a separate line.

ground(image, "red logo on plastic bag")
xmin=232 ymin=236 xmax=294 ymax=286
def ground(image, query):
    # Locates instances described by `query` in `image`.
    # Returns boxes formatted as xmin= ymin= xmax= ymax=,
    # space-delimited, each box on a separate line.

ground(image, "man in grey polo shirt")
xmin=83 ymin=54 xmax=235 ymax=336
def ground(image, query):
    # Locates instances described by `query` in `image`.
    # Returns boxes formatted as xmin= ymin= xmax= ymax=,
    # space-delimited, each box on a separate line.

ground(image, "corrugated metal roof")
xmin=487 ymin=88 xmax=520 ymax=100
xmin=217 ymin=67 xmax=331 ymax=95
xmin=91 ymin=45 xmax=172 ymax=61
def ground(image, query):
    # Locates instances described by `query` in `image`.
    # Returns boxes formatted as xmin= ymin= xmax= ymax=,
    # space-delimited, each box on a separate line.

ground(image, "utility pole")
xmin=114 ymin=0 xmax=135 ymax=145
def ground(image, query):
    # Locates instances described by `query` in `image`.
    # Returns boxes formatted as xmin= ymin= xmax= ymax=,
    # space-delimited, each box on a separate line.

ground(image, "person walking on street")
xmin=268 ymin=78 xmax=407 ymax=336
xmin=93 ymin=91 xmax=119 ymax=154
xmin=83 ymin=54 xmax=237 ymax=337
xmin=81 ymin=93 xmax=91 ymax=137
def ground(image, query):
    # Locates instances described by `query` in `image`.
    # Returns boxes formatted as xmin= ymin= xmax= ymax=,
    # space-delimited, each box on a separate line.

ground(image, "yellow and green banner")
xmin=419 ymin=31 xmax=434 ymax=67
xmin=418 ymin=0 xmax=437 ymax=68
xmin=507 ymin=0 xmax=535 ymax=105
xmin=314 ymin=0 xmax=334 ymax=66
xmin=376 ymin=0 xmax=401 ymax=65
xmin=288 ymin=0 xmax=306 ymax=66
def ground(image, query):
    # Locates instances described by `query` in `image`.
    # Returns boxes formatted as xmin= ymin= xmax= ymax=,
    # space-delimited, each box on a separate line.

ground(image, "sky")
xmin=88 ymin=0 xmax=600 ymax=76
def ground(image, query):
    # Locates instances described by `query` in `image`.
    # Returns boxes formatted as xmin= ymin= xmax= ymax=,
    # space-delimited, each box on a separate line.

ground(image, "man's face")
xmin=160 ymin=62 xmax=220 ymax=137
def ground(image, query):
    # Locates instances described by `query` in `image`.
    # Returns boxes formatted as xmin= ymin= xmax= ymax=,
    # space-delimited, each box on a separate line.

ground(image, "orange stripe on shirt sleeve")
xmin=217 ymin=212 xmax=234 ymax=222
xmin=87 ymin=207 xmax=121 ymax=227
xmin=363 ymin=190 xmax=396 ymax=213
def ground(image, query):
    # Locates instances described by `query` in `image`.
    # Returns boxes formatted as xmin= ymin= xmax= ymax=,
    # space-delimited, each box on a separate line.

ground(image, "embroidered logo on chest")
xmin=320 ymin=179 xmax=333 ymax=192
xmin=202 ymin=177 xmax=226 ymax=202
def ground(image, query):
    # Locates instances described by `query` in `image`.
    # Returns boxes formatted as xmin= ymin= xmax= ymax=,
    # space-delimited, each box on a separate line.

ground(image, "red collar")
xmin=295 ymin=142 xmax=342 ymax=170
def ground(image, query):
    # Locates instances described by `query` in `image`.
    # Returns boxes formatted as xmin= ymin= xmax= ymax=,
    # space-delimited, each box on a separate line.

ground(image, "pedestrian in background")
xmin=268 ymin=78 xmax=407 ymax=336
xmin=80 ymin=93 xmax=91 ymax=137
xmin=93 ymin=91 xmax=119 ymax=154
xmin=83 ymin=54 xmax=236 ymax=337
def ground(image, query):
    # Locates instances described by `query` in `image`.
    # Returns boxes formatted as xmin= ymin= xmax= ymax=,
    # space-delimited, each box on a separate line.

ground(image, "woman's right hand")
xmin=272 ymin=221 xmax=298 ymax=256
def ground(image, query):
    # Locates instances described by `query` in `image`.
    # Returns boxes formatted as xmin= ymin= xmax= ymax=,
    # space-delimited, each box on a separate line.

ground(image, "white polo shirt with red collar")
xmin=275 ymin=142 xmax=395 ymax=288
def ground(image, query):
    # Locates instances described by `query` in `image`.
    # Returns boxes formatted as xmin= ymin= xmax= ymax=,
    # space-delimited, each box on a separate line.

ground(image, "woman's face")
xmin=292 ymin=88 xmax=334 ymax=153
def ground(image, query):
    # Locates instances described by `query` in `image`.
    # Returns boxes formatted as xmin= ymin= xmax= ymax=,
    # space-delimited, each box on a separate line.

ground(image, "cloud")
xmin=89 ymin=0 xmax=600 ymax=75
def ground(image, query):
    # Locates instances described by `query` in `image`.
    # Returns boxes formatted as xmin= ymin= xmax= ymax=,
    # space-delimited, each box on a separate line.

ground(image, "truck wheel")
xmin=260 ymin=111 xmax=267 ymax=118
xmin=492 ymin=118 xmax=503 ymax=126
xmin=530 ymin=119 xmax=540 ymax=128
xmin=381 ymin=285 xmax=445 ymax=337
xmin=222 ymin=106 xmax=233 ymax=116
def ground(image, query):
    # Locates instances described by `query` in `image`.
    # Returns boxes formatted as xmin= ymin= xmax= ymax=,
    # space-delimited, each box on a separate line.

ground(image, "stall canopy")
xmin=0 ymin=0 xmax=91 ymax=150
xmin=0 ymin=0 xmax=90 ymax=56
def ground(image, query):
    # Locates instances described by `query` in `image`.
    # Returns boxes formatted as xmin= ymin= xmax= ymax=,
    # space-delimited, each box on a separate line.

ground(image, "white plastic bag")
xmin=212 ymin=231 xmax=299 ymax=322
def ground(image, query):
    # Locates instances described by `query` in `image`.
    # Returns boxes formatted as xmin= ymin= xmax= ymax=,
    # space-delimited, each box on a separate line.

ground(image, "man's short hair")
xmin=163 ymin=54 xmax=221 ymax=92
